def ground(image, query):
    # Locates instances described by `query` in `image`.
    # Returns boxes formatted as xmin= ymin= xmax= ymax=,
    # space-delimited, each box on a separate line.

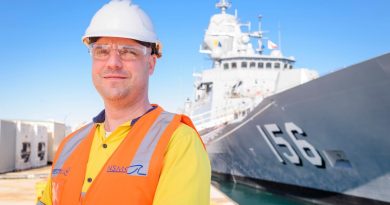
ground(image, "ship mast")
xmin=216 ymin=0 xmax=231 ymax=14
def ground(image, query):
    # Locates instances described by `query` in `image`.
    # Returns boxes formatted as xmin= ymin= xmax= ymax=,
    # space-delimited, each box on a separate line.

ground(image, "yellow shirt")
xmin=39 ymin=121 xmax=211 ymax=205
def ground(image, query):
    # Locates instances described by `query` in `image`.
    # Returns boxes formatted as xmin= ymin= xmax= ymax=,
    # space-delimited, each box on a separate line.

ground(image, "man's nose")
xmin=105 ymin=50 xmax=123 ymax=69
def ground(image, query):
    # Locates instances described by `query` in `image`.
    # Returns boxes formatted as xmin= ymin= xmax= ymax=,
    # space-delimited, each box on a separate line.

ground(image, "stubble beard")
xmin=98 ymin=83 xmax=131 ymax=102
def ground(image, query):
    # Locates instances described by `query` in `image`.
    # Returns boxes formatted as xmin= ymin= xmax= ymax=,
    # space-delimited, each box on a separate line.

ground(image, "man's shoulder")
xmin=168 ymin=122 xmax=205 ymax=150
xmin=175 ymin=123 xmax=198 ymax=137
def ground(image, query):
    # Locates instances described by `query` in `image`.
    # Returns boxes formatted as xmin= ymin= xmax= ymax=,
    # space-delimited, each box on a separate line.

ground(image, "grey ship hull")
xmin=206 ymin=53 xmax=390 ymax=204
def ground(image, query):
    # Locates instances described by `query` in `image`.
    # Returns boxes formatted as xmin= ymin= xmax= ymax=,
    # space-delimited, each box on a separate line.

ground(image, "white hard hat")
xmin=82 ymin=0 xmax=158 ymax=45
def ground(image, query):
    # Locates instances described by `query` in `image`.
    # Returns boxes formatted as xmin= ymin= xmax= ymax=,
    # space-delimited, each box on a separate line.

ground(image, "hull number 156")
xmin=256 ymin=122 xmax=324 ymax=167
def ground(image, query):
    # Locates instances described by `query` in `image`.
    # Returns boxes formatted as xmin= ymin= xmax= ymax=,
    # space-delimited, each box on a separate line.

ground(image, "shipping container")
xmin=48 ymin=122 xmax=66 ymax=163
xmin=31 ymin=124 xmax=48 ymax=168
xmin=24 ymin=121 xmax=67 ymax=163
xmin=0 ymin=120 xmax=16 ymax=173
xmin=15 ymin=121 xmax=33 ymax=170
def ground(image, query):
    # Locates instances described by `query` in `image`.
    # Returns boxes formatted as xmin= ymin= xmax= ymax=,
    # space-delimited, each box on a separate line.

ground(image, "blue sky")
xmin=0 ymin=0 xmax=389 ymax=129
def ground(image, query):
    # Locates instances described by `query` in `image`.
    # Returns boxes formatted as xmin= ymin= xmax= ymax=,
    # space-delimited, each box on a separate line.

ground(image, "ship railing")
xmin=191 ymin=105 xmax=253 ymax=131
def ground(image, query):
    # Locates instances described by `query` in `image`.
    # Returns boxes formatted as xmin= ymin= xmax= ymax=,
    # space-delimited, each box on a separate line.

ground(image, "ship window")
xmin=284 ymin=64 xmax=288 ymax=69
xmin=289 ymin=65 xmax=293 ymax=69
xmin=250 ymin=62 xmax=256 ymax=68
xmin=223 ymin=63 xmax=229 ymax=70
xmin=275 ymin=63 xmax=280 ymax=69
xmin=241 ymin=62 xmax=247 ymax=68
xmin=232 ymin=62 xmax=237 ymax=69
xmin=266 ymin=62 xmax=272 ymax=69
xmin=258 ymin=62 xmax=264 ymax=68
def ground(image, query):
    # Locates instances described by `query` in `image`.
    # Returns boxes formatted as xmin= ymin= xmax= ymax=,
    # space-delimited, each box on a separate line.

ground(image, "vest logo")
xmin=52 ymin=167 xmax=71 ymax=176
xmin=107 ymin=165 xmax=127 ymax=173
xmin=107 ymin=164 xmax=147 ymax=176
xmin=127 ymin=164 xmax=146 ymax=176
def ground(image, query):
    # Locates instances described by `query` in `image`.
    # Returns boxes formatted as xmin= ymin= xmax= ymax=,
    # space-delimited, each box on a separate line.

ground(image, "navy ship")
xmin=184 ymin=0 xmax=390 ymax=204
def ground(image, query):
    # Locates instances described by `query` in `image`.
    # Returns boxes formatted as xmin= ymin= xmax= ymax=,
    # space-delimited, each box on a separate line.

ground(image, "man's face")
xmin=91 ymin=37 xmax=156 ymax=104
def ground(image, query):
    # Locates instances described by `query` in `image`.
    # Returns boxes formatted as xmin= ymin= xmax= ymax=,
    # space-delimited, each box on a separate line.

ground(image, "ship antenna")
xmin=216 ymin=0 xmax=231 ymax=14
xmin=258 ymin=15 xmax=263 ymax=32
xmin=278 ymin=22 xmax=282 ymax=52
xmin=256 ymin=15 xmax=264 ymax=54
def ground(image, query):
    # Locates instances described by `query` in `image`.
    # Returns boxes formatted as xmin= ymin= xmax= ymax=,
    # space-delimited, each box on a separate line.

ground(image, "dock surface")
xmin=0 ymin=166 xmax=237 ymax=205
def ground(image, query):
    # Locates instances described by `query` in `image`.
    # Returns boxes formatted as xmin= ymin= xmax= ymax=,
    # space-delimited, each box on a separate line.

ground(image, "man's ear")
xmin=148 ymin=55 xmax=157 ymax=75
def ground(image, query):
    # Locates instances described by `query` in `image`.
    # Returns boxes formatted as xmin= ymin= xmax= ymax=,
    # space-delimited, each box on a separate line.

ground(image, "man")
xmin=37 ymin=0 xmax=211 ymax=204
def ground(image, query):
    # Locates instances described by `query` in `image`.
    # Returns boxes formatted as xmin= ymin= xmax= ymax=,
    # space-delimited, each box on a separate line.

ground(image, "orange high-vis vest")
xmin=50 ymin=106 xmax=204 ymax=205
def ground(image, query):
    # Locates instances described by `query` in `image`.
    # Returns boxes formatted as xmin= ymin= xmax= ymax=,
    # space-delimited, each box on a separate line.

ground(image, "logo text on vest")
xmin=107 ymin=164 xmax=147 ymax=176
xmin=52 ymin=168 xmax=71 ymax=176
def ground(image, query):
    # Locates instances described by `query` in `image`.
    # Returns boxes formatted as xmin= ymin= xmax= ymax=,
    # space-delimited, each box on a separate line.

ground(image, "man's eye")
xmin=95 ymin=48 xmax=110 ymax=56
xmin=120 ymin=48 xmax=138 ymax=56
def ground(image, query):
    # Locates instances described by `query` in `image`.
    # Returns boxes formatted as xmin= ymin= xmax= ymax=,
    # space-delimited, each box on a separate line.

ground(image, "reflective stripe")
xmin=52 ymin=123 xmax=94 ymax=177
xmin=81 ymin=192 xmax=86 ymax=197
xmin=127 ymin=111 xmax=175 ymax=176
xmin=36 ymin=201 xmax=45 ymax=205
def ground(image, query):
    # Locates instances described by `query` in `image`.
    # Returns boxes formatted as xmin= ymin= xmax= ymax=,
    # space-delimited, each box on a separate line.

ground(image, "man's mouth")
xmin=103 ymin=75 xmax=127 ymax=79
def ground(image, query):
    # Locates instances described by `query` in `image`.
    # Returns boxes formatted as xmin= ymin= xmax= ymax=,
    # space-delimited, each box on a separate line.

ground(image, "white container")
xmin=44 ymin=122 xmax=66 ymax=163
xmin=15 ymin=121 xmax=33 ymax=170
xmin=24 ymin=121 xmax=67 ymax=163
xmin=31 ymin=125 xmax=48 ymax=168
xmin=0 ymin=120 xmax=17 ymax=173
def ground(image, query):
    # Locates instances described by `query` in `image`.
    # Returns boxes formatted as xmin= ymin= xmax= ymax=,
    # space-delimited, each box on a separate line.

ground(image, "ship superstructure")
xmin=185 ymin=0 xmax=317 ymax=134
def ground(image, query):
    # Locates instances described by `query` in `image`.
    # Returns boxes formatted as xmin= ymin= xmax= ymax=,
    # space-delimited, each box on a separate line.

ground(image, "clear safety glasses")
xmin=88 ymin=43 xmax=148 ymax=61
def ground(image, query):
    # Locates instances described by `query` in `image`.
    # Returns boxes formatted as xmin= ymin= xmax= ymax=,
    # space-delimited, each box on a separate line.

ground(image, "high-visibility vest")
xmin=50 ymin=106 xmax=203 ymax=205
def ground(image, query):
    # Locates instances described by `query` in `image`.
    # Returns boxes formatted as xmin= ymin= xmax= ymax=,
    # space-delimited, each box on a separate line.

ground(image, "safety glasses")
xmin=88 ymin=43 xmax=148 ymax=61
